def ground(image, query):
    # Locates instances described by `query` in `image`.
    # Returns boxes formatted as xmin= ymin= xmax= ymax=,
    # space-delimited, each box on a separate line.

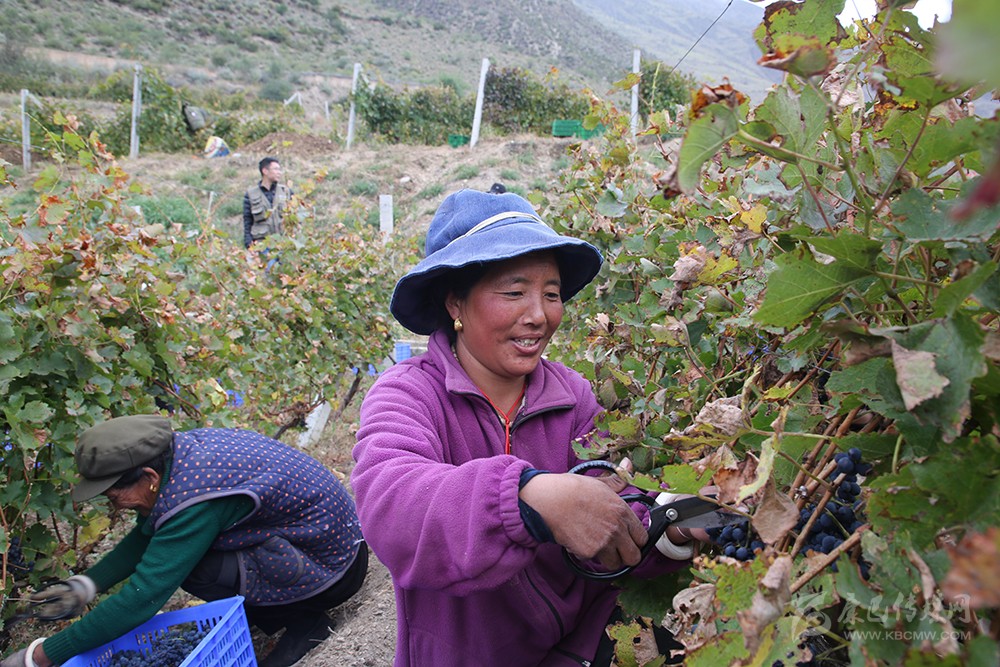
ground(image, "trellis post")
xmin=347 ymin=63 xmax=362 ymax=149
xmin=379 ymin=194 xmax=394 ymax=235
xmin=20 ymin=89 xmax=42 ymax=172
xmin=470 ymin=58 xmax=490 ymax=149
xmin=630 ymin=49 xmax=641 ymax=138
xmin=129 ymin=64 xmax=143 ymax=159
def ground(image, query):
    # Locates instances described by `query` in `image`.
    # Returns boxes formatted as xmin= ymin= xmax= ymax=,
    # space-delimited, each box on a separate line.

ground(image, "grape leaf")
xmin=937 ymin=0 xmax=1000 ymax=89
xmin=678 ymin=104 xmax=739 ymax=194
xmin=754 ymin=245 xmax=874 ymax=328
xmin=890 ymin=340 xmax=950 ymax=411
xmin=893 ymin=188 xmax=1000 ymax=244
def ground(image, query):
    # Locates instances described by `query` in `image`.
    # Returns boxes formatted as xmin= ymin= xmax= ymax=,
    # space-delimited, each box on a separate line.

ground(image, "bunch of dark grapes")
xmin=708 ymin=448 xmax=871 ymax=568
xmin=5 ymin=536 xmax=33 ymax=580
xmin=797 ymin=448 xmax=870 ymax=574
xmin=107 ymin=625 xmax=208 ymax=667
xmin=707 ymin=521 xmax=764 ymax=561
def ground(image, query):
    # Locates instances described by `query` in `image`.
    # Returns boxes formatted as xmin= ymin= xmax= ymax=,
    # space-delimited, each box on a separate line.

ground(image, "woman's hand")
xmin=518 ymin=472 xmax=648 ymax=571
xmin=0 ymin=638 xmax=51 ymax=667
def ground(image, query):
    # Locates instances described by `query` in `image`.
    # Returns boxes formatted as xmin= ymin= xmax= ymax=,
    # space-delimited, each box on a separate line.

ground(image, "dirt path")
xmin=300 ymin=555 xmax=397 ymax=667
xmin=290 ymin=403 xmax=398 ymax=667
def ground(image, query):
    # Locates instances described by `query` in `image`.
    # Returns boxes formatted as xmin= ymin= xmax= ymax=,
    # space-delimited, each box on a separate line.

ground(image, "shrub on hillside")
xmin=97 ymin=68 xmax=200 ymax=155
xmin=483 ymin=66 xmax=589 ymax=135
xmin=354 ymin=66 xmax=590 ymax=144
xmin=636 ymin=59 xmax=695 ymax=122
xmin=354 ymin=77 xmax=473 ymax=144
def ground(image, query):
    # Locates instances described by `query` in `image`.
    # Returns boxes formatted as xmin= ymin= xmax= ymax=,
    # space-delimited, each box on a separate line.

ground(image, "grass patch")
xmin=177 ymin=167 xmax=223 ymax=191
xmin=348 ymin=179 xmax=379 ymax=196
xmin=452 ymin=164 xmax=479 ymax=180
xmin=215 ymin=196 xmax=243 ymax=220
xmin=130 ymin=195 xmax=201 ymax=228
xmin=418 ymin=183 xmax=444 ymax=199
xmin=499 ymin=168 xmax=520 ymax=181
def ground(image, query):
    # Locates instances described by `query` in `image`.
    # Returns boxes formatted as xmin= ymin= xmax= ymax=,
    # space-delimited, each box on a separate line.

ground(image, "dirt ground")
xmin=292 ymin=404 xmax=397 ymax=667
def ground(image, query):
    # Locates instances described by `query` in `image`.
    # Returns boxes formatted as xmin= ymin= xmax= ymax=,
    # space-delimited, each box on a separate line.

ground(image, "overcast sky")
xmin=840 ymin=0 xmax=952 ymax=27
xmin=750 ymin=0 xmax=952 ymax=28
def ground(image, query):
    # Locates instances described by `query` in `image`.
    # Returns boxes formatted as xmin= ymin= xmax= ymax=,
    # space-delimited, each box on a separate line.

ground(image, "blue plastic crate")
xmin=63 ymin=596 xmax=256 ymax=667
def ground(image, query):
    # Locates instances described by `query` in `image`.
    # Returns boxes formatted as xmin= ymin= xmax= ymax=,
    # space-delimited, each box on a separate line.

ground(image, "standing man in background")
xmin=243 ymin=157 xmax=291 ymax=248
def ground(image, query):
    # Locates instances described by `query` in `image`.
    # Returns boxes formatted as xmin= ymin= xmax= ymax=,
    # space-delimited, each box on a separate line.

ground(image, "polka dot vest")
xmin=147 ymin=428 xmax=362 ymax=605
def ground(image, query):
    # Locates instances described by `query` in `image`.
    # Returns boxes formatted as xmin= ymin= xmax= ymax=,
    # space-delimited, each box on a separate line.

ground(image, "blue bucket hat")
xmin=390 ymin=189 xmax=603 ymax=335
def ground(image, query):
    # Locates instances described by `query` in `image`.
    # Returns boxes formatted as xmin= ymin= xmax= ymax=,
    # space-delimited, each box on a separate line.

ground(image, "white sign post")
xmin=346 ymin=63 xmax=362 ymax=149
xmin=129 ymin=64 xmax=143 ymax=159
xmin=20 ymin=89 xmax=42 ymax=172
xmin=379 ymin=194 xmax=394 ymax=235
xmin=470 ymin=58 xmax=490 ymax=149
xmin=630 ymin=49 xmax=641 ymax=139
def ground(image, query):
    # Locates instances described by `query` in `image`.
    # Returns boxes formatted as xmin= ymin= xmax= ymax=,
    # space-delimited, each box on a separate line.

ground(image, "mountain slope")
xmin=572 ymin=0 xmax=782 ymax=101
xmin=0 ymin=0 xmax=776 ymax=101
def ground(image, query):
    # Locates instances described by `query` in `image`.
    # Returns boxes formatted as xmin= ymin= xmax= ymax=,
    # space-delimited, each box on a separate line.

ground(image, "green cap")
xmin=72 ymin=415 xmax=173 ymax=502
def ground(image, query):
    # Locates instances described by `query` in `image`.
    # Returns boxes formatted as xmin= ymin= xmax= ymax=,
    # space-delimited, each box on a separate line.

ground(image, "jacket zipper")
xmin=524 ymin=569 xmax=565 ymax=637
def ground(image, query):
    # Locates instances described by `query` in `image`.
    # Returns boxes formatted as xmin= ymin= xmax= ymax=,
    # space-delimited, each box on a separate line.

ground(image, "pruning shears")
xmin=562 ymin=460 xmax=740 ymax=580
xmin=4 ymin=581 xmax=83 ymax=630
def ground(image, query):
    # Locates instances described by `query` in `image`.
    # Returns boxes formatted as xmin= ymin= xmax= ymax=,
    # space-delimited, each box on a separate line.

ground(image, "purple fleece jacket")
xmin=352 ymin=330 xmax=686 ymax=667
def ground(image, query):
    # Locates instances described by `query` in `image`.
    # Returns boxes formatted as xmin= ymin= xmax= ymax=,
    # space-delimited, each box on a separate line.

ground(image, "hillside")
xmin=573 ymin=0 xmax=783 ymax=101
xmin=0 ymin=0 xmax=771 ymax=100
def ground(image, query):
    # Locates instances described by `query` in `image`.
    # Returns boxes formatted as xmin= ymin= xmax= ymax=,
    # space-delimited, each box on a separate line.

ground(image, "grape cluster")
xmin=5 ymin=536 xmax=33 ymax=579
xmin=798 ymin=448 xmax=869 ymax=561
xmin=707 ymin=448 xmax=871 ymax=567
xmin=707 ymin=521 xmax=764 ymax=561
xmin=107 ymin=626 xmax=208 ymax=667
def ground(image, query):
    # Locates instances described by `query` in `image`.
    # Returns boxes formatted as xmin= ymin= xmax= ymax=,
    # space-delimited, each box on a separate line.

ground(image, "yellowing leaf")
xmin=79 ymin=515 xmax=111 ymax=545
xmin=762 ymin=385 xmax=797 ymax=402
xmin=740 ymin=204 xmax=767 ymax=233
xmin=699 ymin=253 xmax=739 ymax=284
xmin=738 ymin=437 xmax=777 ymax=503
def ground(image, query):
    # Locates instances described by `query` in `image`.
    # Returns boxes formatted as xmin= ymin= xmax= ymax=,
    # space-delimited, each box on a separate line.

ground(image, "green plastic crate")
xmin=575 ymin=123 xmax=606 ymax=140
xmin=551 ymin=119 xmax=582 ymax=137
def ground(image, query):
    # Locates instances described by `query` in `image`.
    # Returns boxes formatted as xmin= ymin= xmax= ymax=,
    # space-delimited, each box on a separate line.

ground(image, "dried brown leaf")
xmin=751 ymin=479 xmax=799 ymax=545
xmin=715 ymin=456 xmax=758 ymax=505
xmin=737 ymin=555 xmax=793 ymax=653
xmin=942 ymin=527 xmax=1000 ymax=609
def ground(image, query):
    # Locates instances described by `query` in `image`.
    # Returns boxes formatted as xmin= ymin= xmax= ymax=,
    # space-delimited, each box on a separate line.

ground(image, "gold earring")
xmin=150 ymin=485 xmax=158 ymax=493
xmin=453 ymin=318 xmax=463 ymax=332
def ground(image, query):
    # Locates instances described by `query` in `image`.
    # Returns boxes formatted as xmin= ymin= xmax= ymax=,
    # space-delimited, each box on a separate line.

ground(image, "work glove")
xmin=652 ymin=492 xmax=697 ymax=560
xmin=28 ymin=575 xmax=97 ymax=620
xmin=1 ymin=638 xmax=46 ymax=667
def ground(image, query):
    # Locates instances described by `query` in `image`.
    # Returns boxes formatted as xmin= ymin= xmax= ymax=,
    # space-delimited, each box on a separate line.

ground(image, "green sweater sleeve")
xmin=43 ymin=496 xmax=253 ymax=665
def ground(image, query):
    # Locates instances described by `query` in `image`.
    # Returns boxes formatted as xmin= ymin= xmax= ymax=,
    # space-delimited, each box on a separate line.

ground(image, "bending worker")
xmin=2 ymin=414 xmax=366 ymax=667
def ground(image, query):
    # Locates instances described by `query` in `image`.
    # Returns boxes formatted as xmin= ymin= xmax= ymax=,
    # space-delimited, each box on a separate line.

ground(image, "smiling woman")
xmin=351 ymin=189 xmax=710 ymax=667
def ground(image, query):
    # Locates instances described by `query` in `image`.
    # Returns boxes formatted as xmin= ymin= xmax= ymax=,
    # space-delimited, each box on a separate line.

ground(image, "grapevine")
xmin=541 ymin=2 xmax=1000 ymax=665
